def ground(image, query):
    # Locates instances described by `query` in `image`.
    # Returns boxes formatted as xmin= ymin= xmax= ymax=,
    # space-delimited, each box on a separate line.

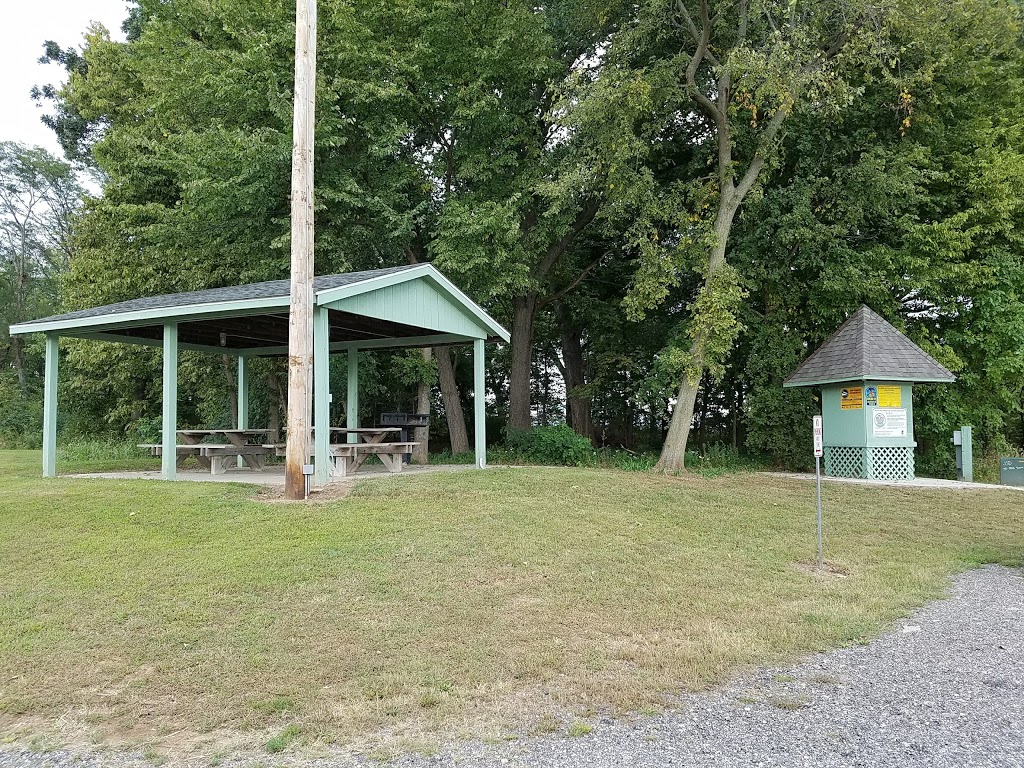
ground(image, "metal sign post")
xmin=813 ymin=415 xmax=824 ymax=571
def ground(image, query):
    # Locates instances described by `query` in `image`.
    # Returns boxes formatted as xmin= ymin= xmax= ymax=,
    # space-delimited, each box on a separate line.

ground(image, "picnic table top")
xmin=177 ymin=428 xmax=274 ymax=435
xmin=329 ymin=426 xmax=402 ymax=432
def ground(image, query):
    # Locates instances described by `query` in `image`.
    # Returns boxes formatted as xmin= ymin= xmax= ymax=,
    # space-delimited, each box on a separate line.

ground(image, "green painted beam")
xmin=9 ymin=297 xmax=288 ymax=336
xmin=241 ymin=333 xmax=483 ymax=357
xmin=60 ymin=331 xmax=247 ymax=357
xmin=42 ymin=334 xmax=59 ymax=478
xmin=237 ymin=356 xmax=249 ymax=430
xmin=162 ymin=322 xmax=178 ymax=480
xmin=61 ymin=330 xmax=490 ymax=359
xmin=237 ymin=356 xmax=249 ymax=468
xmin=474 ymin=338 xmax=486 ymax=469
xmin=314 ymin=307 xmax=331 ymax=483
xmin=347 ymin=349 xmax=359 ymax=444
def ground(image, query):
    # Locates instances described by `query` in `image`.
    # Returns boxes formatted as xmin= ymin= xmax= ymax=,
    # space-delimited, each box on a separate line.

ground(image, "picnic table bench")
xmin=327 ymin=427 xmax=418 ymax=477
xmin=138 ymin=429 xmax=276 ymax=474
xmin=274 ymin=427 xmax=419 ymax=477
xmin=328 ymin=441 xmax=419 ymax=477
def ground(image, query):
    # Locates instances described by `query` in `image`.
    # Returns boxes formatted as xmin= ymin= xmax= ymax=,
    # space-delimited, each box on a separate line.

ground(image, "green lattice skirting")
xmin=823 ymin=446 xmax=915 ymax=481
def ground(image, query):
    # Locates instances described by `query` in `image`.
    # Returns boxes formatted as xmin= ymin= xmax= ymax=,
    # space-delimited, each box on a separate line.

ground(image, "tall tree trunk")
xmin=437 ymin=347 xmax=469 ymax=454
xmin=412 ymin=347 xmax=431 ymax=464
xmin=556 ymin=304 xmax=592 ymax=443
xmin=541 ymin=353 xmax=550 ymax=426
xmin=732 ymin=385 xmax=740 ymax=450
xmin=507 ymin=292 xmax=537 ymax=432
xmin=656 ymin=198 xmax=740 ymax=472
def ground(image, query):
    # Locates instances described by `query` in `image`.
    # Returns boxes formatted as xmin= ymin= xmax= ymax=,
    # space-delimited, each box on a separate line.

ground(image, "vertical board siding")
xmin=327 ymin=281 xmax=485 ymax=339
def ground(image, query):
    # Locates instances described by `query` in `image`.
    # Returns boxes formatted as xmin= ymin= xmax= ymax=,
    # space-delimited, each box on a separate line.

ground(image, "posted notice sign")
xmin=878 ymin=386 xmax=902 ymax=408
xmin=872 ymin=408 xmax=908 ymax=438
xmin=813 ymin=416 xmax=823 ymax=457
xmin=840 ymin=387 xmax=863 ymax=410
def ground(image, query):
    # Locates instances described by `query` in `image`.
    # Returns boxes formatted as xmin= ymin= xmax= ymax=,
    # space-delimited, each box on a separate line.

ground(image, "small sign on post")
xmin=813 ymin=415 xmax=824 ymax=571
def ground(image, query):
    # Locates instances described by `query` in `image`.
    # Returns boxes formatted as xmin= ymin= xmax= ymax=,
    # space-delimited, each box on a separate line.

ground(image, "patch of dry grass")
xmin=0 ymin=450 xmax=1021 ymax=762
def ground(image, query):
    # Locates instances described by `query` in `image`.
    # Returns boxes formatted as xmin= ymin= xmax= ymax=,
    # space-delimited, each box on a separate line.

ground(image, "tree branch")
xmin=533 ymin=198 xmax=601 ymax=278
xmin=680 ymin=0 xmax=723 ymax=127
xmin=734 ymin=101 xmax=789 ymax=201
xmin=537 ymin=252 xmax=605 ymax=309
xmin=673 ymin=0 xmax=720 ymax=67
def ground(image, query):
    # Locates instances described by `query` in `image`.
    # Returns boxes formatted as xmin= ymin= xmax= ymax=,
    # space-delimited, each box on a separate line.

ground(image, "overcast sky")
xmin=1 ymin=0 xmax=130 ymax=157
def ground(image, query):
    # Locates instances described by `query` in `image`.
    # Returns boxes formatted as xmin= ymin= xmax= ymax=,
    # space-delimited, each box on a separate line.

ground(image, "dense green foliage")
xmin=505 ymin=425 xmax=596 ymax=466
xmin=3 ymin=0 xmax=1023 ymax=476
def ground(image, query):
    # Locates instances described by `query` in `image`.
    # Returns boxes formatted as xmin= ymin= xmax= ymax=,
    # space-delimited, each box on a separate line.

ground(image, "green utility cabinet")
xmin=820 ymin=381 xmax=915 ymax=480
xmin=785 ymin=306 xmax=955 ymax=481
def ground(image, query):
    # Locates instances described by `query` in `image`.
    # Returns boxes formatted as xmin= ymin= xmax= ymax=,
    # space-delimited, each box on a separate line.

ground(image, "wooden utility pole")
xmin=284 ymin=0 xmax=318 ymax=500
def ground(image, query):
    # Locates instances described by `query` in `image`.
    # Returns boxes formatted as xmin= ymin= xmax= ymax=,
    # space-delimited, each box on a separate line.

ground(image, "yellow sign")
xmin=840 ymin=387 xmax=863 ymax=410
xmin=878 ymin=386 xmax=902 ymax=408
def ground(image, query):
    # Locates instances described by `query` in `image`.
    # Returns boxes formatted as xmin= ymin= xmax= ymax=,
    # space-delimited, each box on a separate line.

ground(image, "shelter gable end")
xmin=322 ymin=279 xmax=486 ymax=339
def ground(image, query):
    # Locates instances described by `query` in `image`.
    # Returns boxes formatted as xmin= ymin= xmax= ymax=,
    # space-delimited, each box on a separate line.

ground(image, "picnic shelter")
xmin=8 ymin=264 xmax=509 ymax=483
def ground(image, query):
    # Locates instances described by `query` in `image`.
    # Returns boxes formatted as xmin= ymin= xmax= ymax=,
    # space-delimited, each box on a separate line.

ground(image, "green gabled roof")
xmin=9 ymin=263 xmax=510 ymax=346
xmin=784 ymin=305 xmax=955 ymax=388
xmin=14 ymin=265 xmax=418 ymax=328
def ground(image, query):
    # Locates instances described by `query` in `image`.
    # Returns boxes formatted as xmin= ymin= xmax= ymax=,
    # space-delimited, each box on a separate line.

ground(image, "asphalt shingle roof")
xmin=29 ymin=265 xmax=420 ymax=325
xmin=784 ymin=305 xmax=956 ymax=387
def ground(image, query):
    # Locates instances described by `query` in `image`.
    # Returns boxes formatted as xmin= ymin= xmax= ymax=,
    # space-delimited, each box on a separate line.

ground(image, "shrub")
xmin=504 ymin=425 xmax=594 ymax=466
xmin=594 ymin=448 xmax=659 ymax=471
xmin=0 ymin=377 xmax=43 ymax=448
xmin=683 ymin=443 xmax=765 ymax=476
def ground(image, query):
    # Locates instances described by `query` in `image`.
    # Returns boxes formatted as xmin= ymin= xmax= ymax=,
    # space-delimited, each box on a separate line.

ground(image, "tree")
xmin=51 ymin=0 xmax=631 ymax=439
xmin=0 ymin=143 xmax=82 ymax=392
xmin=393 ymin=0 xmax=628 ymax=433
xmin=582 ymin=0 xmax=888 ymax=470
xmin=729 ymin=0 xmax=1024 ymax=472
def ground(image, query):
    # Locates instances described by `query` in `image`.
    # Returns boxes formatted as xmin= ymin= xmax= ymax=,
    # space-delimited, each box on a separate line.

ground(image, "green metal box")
xmin=821 ymin=381 xmax=915 ymax=480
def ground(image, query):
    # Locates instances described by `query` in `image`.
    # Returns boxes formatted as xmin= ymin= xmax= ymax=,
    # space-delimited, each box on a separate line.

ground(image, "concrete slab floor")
xmin=62 ymin=462 xmax=481 ymax=485
xmin=765 ymin=471 xmax=1024 ymax=492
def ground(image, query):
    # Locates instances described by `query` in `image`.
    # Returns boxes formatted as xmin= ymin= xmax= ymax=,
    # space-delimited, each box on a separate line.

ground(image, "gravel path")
xmin=3 ymin=566 xmax=1022 ymax=768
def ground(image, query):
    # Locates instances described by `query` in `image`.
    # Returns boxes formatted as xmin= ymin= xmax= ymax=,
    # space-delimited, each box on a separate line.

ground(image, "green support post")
xmin=474 ymin=338 xmax=486 ymax=469
xmin=42 ymin=333 xmax=59 ymax=478
xmin=237 ymin=356 xmax=249 ymax=468
xmin=314 ymin=307 xmax=331 ymax=483
xmin=237 ymin=356 xmax=249 ymax=430
xmin=347 ymin=349 xmax=359 ymax=444
xmin=162 ymin=322 xmax=178 ymax=480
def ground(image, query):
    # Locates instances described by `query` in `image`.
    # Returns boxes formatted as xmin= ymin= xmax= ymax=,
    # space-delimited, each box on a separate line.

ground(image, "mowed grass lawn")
xmin=0 ymin=450 xmax=1022 ymax=759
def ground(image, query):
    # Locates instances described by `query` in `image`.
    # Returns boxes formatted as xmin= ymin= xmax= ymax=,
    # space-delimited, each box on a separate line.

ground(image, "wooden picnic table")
xmin=176 ymin=429 xmax=276 ymax=472
xmin=327 ymin=427 xmax=402 ymax=443
xmin=325 ymin=427 xmax=407 ymax=474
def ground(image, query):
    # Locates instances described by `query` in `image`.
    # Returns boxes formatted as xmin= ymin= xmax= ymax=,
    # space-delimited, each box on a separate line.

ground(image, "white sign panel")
xmin=872 ymin=408 xmax=908 ymax=438
xmin=812 ymin=415 xmax=823 ymax=457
